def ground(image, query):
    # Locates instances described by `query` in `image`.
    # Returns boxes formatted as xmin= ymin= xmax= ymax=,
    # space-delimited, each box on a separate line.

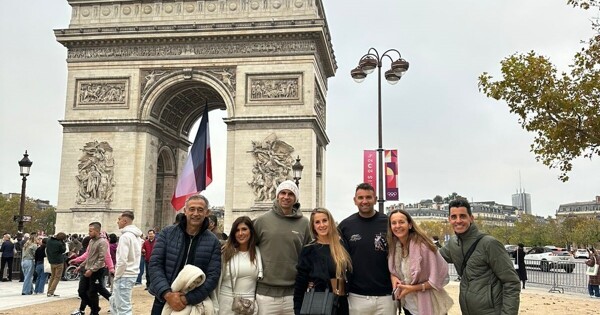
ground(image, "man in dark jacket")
xmin=440 ymin=199 xmax=520 ymax=315
xmin=148 ymin=195 xmax=221 ymax=315
xmin=0 ymin=233 xmax=15 ymax=281
xmin=46 ymin=232 xmax=67 ymax=297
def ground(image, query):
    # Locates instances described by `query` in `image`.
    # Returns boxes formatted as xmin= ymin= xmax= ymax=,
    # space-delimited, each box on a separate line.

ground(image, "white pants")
xmin=347 ymin=292 xmax=396 ymax=315
xmin=256 ymin=294 xmax=293 ymax=315
xmin=109 ymin=277 xmax=136 ymax=315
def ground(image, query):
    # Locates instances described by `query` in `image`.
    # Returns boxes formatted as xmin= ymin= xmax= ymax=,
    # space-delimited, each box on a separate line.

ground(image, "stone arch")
xmin=53 ymin=0 xmax=336 ymax=234
xmin=140 ymin=69 xmax=234 ymax=136
xmin=154 ymin=146 xmax=177 ymax=229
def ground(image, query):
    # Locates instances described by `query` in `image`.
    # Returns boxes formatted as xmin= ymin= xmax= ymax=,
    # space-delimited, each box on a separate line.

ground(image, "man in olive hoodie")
xmin=254 ymin=180 xmax=312 ymax=315
xmin=439 ymin=199 xmax=520 ymax=315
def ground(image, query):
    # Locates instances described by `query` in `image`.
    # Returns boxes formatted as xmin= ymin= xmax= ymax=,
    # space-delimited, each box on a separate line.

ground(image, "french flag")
xmin=171 ymin=106 xmax=213 ymax=211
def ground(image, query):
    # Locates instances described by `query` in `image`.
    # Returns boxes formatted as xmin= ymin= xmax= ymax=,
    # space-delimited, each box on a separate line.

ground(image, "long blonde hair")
xmin=386 ymin=209 xmax=437 ymax=257
xmin=310 ymin=208 xmax=352 ymax=278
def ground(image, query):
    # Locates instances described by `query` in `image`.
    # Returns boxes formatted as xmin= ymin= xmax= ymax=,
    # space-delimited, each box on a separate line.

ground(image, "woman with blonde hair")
xmin=294 ymin=208 xmax=352 ymax=315
xmin=387 ymin=209 xmax=453 ymax=315
xmin=217 ymin=216 xmax=263 ymax=315
xmin=21 ymin=234 xmax=39 ymax=295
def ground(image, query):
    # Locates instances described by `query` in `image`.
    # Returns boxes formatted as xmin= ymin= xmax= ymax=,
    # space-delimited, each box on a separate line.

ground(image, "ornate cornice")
xmin=223 ymin=115 xmax=329 ymax=145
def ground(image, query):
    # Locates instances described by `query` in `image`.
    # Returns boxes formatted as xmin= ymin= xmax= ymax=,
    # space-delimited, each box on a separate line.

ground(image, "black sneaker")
xmin=70 ymin=310 xmax=85 ymax=315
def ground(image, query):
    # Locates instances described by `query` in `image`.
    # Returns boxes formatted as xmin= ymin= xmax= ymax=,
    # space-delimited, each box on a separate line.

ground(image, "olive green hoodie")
xmin=254 ymin=200 xmax=312 ymax=297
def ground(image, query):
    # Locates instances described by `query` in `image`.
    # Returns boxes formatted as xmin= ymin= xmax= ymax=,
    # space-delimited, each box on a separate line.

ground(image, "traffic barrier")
xmin=448 ymin=259 xmax=591 ymax=295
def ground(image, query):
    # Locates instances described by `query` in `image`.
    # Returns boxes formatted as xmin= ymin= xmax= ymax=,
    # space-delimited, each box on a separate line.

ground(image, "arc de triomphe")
xmin=53 ymin=0 xmax=335 ymax=233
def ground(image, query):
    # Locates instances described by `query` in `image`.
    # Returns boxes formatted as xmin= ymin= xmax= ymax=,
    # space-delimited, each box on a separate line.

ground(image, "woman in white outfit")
xmin=218 ymin=216 xmax=263 ymax=315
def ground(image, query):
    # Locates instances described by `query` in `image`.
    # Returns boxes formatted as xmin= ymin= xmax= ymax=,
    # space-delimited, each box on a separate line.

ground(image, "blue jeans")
xmin=589 ymin=284 xmax=600 ymax=297
xmin=34 ymin=263 xmax=47 ymax=293
xmin=110 ymin=277 xmax=136 ymax=315
xmin=21 ymin=259 xmax=34 ymax=294
xmin=136 ymin=259 xmax=144 ymax=284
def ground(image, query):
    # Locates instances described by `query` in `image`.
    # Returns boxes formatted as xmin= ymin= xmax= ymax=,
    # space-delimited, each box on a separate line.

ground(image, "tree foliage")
xmin=478 ymin=4 xmax=600 ymax=181
xmin=476 ymin=214 xmax=600 ymax=249
xmin=0 ymin=195 xmax=56 ymax=235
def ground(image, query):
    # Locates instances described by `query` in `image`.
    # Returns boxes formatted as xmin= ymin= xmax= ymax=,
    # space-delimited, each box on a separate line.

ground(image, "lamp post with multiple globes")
xmin=351 ymin=48 xmax=409 ymax=213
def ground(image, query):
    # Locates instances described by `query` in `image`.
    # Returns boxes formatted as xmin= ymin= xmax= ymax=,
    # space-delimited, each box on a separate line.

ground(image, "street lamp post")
xmin=292 ymin=156 xmax=304 ymax=187
xmin=351 ymin=48 xmax=409 ymax=214
xmin=17 ymin=151 xmax=33 ymax=234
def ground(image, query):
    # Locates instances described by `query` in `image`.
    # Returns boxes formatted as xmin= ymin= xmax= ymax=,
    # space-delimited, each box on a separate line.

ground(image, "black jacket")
xmin=293 ymin=242 xmax=348 ymax=315
xmin=148 ymin=216 xmax=221 ymax=306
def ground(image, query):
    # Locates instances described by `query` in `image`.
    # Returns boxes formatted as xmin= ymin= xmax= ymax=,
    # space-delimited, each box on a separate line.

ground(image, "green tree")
xmin=478 ymin=4 xmax=600 ymax=181
xmin=418 ymin=220 xmax=453 ymax=243
xmin=0 ymin=195 xmax=56 ymax=235
xmin=433 ymin=195 xmax=443 ymax=204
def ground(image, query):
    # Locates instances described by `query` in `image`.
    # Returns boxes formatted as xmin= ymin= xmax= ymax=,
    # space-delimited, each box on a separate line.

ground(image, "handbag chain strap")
xmin=228 ymin=258 xmax=238 ymax=295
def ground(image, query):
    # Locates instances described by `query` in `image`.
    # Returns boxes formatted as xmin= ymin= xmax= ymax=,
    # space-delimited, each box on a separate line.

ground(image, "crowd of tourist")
xmin=8 ymin=181 xmax=587 ymax=314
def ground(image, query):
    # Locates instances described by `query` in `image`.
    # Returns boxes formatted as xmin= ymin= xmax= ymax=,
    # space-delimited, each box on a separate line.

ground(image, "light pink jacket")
xmin=388 ymin=239 xmax=449 ymax=314
xmin=72 ymin=238 xmax=114 ymax=273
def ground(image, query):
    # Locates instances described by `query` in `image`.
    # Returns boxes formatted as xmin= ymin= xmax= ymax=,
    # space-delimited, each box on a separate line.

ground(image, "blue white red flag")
xmin=171 ymin=106 xmax=212 ymax=210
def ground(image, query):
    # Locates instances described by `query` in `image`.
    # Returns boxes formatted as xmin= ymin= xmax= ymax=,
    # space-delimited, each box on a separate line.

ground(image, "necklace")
xmin=401 ymin=245 xmax=409 ymax=258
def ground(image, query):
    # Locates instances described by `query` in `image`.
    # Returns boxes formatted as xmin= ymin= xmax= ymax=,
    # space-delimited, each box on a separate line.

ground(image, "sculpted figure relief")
xmin=250 ymin=78 xmax=298 ymax=100
xmin=248 ymin=134 xmax=296 ymax=201
xmin=78 ymin=82 xmax=126 ymax=104
xmin=76 ymin=141 xmax=115 ymax=204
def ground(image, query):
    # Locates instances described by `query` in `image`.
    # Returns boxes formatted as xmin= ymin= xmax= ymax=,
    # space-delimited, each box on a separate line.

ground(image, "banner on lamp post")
xmin=363 ymin=150 xmax=377 ymax=190
xmin=385 ymin=149 xmax=399 ymax=200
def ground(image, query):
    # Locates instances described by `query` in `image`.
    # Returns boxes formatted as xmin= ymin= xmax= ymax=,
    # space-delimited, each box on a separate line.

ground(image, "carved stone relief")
xmin=314 ymin=80 xmax=325 ymax=127
xmin=140 ymin=67 xmax=236 ymax=99
xmin=247 ymin=134 xmax=296 ymax=201
xmin=75 ymin=141 xmax=116 ymax=205
xmin=247 ymin=73 xmax=302 ymax=105
xmin=67 ymin=40 xmax=317 ymax=61
xmin=207 ymin=68 xmax=236 ymax=94
xmin=70 ymin=0 xmax=317 ymax=22
xmin=75 ymin=78 xmax=129 ymax=108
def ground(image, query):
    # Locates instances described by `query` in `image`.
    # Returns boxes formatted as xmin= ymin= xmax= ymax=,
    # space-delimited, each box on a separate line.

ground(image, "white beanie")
xmin=276 ymin=180 xmax=300 ymax=200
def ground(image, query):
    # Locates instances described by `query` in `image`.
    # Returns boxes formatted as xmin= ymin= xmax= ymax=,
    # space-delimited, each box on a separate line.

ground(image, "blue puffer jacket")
xmin=148 ymin=217 xmax=221 ymax=306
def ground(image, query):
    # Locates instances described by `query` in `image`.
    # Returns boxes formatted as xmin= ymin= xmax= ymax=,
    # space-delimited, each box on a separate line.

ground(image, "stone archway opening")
xmin=149 ymin=78 xmax=228 ymax=230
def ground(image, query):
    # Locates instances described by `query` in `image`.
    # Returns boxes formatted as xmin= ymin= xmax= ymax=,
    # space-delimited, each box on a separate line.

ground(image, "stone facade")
xmin=54 ymin=0 xmax=335 ymax=233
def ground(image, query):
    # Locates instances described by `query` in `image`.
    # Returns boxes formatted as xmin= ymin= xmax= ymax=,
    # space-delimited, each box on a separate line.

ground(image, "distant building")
xmin=556 ymin=196 xmax=600 ymax=220
xmin=512 ymin=189 xmax=532 ymax=215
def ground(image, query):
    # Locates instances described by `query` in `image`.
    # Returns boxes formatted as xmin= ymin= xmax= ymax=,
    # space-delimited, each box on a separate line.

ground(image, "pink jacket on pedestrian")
xmin=71 ymin=238 xmax=114 ymax=273
xmin=388 ymin=239 xmax=449 ymax=314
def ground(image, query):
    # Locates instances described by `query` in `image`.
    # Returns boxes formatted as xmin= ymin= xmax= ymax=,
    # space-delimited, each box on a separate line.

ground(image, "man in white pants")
xmin=110 ymin=211 xmax=143 ymax=315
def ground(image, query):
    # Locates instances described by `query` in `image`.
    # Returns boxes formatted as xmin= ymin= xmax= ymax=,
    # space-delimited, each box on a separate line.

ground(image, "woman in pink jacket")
xmin=387 ymin=209 xmax=453 ymax=315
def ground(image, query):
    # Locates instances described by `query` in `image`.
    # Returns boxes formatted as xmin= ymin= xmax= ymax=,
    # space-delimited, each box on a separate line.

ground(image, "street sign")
xmin=12 ymin=215 xmax=32 ymax=222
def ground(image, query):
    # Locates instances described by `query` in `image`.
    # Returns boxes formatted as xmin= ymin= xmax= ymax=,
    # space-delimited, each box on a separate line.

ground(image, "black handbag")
xmin=299 ymin=288 xmax=336 ymax=315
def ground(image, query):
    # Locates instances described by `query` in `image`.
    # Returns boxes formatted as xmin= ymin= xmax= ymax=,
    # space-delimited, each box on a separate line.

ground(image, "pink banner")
xmin=363 ymin=150 xmax=377 ymax=190
xmin=385 ymin=150 xmax=399 ymax=200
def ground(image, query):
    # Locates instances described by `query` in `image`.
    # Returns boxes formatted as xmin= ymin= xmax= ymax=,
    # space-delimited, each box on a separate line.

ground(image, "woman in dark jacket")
xmin=513 ymin=243 xmax=527 ymax=289
xmin=294 ymin=208 xmax=351 ymax=315
xmin=34 ymin=238 xmax=48 ymax=294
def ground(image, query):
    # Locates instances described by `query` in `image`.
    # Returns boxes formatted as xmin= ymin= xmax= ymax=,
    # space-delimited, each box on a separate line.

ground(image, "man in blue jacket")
xmin=148 ymin=194 xmax=221 ymax=315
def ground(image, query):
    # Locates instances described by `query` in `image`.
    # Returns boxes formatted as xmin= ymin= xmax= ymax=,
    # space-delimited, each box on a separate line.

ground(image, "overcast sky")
xmin=1 ymin=0 xmax=599 ymax=222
